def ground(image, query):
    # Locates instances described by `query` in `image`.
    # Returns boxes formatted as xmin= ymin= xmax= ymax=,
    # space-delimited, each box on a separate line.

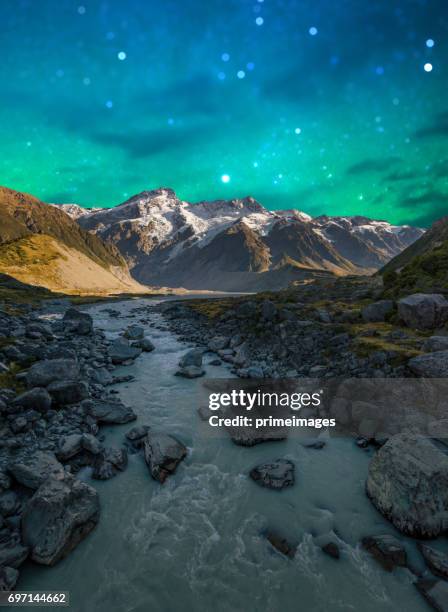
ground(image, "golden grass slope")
xmin=0 ymin=234 xmax=147 ymax=295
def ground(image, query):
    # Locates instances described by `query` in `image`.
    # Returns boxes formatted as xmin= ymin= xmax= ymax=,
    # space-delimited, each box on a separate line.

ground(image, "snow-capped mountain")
xmin=57 ymin=188 xmax=424 ymax=291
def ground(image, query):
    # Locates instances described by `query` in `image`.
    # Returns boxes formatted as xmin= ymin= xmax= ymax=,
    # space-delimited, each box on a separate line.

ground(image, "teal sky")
xmin=1 ymin=0 xmax=447 ymax=226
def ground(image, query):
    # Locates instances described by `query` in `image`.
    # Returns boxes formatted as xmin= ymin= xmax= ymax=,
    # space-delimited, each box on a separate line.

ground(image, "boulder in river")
xmin=92 ymin=447 xmax=128 ymax=480
xmin=208 ymin=336 xmax=229 ymax=351
xmin=361 ymin=535 xmax=407 ymax=572
xmin=21 ymin=474 xmax=100 ymax=566
xmin=124 ymin=325 xmax=144 ymax=340
xmin=143 ymin=432 xmax=187 ymax=483
xmin=179 ymin=348 xmax=203 ymax=368
xmin=86 ymin=398 xmax=136 ymax=424
xmin=132 ymin=337 xmax=155 ymax=352
xmin=175 ymin=365 xmax=205 ymax=379
xmin=249 ymin=459 xmax=294 ymax=490
xmin=8 ymin=451 xmax=64 ymax=489
xmin=109 ymin=338 xmax=142 ymax=364
xmin=264 ymin=530 xmax=296 ymax=558
xmin=408 ymin=351 xmax=448 ymax=377
xmin=398 ymin=294 xmax=448 ymax=330
xmin=62 ymin=308 xmax=93 ymax=335
xmin=366 ymin=434 xmax=448 ymax=537
xmin=26 ymin=359 xmax=79 ymax=388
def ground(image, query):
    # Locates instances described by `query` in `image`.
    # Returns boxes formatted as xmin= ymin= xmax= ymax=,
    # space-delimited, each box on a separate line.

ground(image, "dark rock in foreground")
xmin=21 ymin=475 xmax=100 ymax=566
xmin=408 ymin=351 xmax=448 ymax=378
xmin=361 ymin=535 xmax=407 ymax=572
xmin=321 ymin=541 xmax=340 ymax=559
xmin=250 ymin=459 xmax=294 ymax=490
xmin=366 ymin=434 xmax=448 ymax=537
xmin=143 ymin=432 xmax=187 ymax=483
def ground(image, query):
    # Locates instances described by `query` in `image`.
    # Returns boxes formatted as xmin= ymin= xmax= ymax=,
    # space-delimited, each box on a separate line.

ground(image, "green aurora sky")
xmin=1 ymin=0 xmax=447 ymax=226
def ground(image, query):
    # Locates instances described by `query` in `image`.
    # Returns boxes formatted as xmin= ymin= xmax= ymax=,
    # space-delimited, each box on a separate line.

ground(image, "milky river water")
xmin=20 ymin=298 xmax=428 ymax=612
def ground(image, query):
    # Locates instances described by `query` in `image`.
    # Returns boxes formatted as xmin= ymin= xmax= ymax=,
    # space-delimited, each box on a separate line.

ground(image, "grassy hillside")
xmin=0 ymin=186 xmax=125 ymax=269
xmin=382 ymin=239 xmax=448 ymax=297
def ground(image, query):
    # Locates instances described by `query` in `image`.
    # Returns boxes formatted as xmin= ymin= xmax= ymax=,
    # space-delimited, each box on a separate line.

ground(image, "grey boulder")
xmin=179 ymin=348 xmax=203 ymax=368
xmin=8 ymin=451 xmax=64 ymax=489
xmin=249 ymin=459 xmax=294 ymax=490
xmin=26 ymin=359 xmax=79 ymax=388
xmin=132 ymin=337 xmax=155 ymax=352
xmin=143 ymin=432 xmax=187 ymax=483
xmin=62 ymin=308 xmax=93 ymax=335
xmin=398 ymin=294 xmax=448 ymax=330
xmin=92 ymin=448 xmax=128 ymax=480
xmin=47 ymin=380 xmax=89 ymax=406
xmin=124 ymin=325 xmax=144 ymax=340
xmin=21 ymin=475 xmax=100 ymax=566
xmin=408 ymin=351 xmax=448 ymax=377
xmin=366 ymin=434 xmax=448 ymax=537
xmin=419 ymin=543 xmax=448 ymax=579
xmin=208 ymin=336 xmax=229 ymax=351
xmin=361 ymin=535 xmax=407 ymax=571
xmin=109 ymin=338 xmax=142 ymax=364
xmin=175 ymin=366 xmax=205 ymax=379
xmin=11 ymin=387 xmax=52 ymax=412
xmin=362 ymin=300 xmax=395 ymax=323
xmin=86 ymin=399 xmax=136 ymax=424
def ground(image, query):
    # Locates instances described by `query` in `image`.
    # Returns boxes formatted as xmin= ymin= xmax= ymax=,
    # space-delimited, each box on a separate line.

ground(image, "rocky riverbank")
xmin=2 ymin=291 xmax=448 ymax=611
xmin=0 ymin=300 xmax=190 ymax=588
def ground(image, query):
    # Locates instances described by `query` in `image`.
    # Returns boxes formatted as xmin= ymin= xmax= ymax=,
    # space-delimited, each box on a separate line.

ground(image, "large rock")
xmin=398 ymin=294 xmax=448 ymax=330
xmin=175 ymin=365 xmax=205 ymax=379
xmin=109 ymin=338 xmax=142 ymax=364
xmin=86 ymin=399 xmax=136 ymax=424
xmin=143 ymin=432 xmax=187 ymax=483
xmin=132 ymin=337 xmax=155 ymax=352
xmin=179 ymin=349 xmax=203 ymax=368
xmin=366 ymin=434 xmax=448 ymax=537
xmin=249 ymin=459 xmax=294 ymax=490
xmin=408 ymin=351 xmax=448 ymax=377
xmin=124 ymin=325 xmax=144 ymax=340
xmin=8 ymin=452 xmax=64 ymax=489
xmin=26 ymin=359 xmax=79 ymax=388
xmin=361 ymin=535 xmax=407 ymax=571
xmin=62 ymin=308 xmax=93 ymax=335
xmin=92 ymin=447 xmax=127 ymax=480
xmin=21 ymin=475 xmax=99 ymax=566
xmin=11 ymin=387 xmax=52 ymax=412
xmin=47 ymin=380 xmax=89 ymax=406
xmin=362 ymin=300 xmax=395 ymax=323
xmin=57 ymin=434 xmax=83 ymax=461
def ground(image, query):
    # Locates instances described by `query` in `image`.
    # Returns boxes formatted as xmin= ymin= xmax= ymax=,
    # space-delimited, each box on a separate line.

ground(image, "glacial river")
xmin=20 ymin=298 xmax=428 ymax=612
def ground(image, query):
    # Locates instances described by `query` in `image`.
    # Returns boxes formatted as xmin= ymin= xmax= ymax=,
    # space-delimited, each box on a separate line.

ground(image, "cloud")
xmin=399 ymin=189 xmax=448 ymax=226
xmin=346 ymin=157 xmax=401 ymax=175
xmin=91 ymin=125 xmax=204 ymax=159
xmin=414 ymin=111 xmax=448 ymax=138
xmin=384 ymin=169 xmax=421 ymax=182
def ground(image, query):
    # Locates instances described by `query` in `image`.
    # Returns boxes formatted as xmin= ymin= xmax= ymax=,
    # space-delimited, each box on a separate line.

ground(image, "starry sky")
xmin=1 ymin=0 xmax=447 ymax=226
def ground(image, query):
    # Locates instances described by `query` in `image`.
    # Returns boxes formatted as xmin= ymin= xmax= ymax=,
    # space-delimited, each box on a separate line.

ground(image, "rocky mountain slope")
xmin=381 ymin=217 xmax=448 ymax=297
xmin=0 ymin=187 xmax=146 ymax=295
xmin=59 ymin=188 xmax=424 ymax=292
